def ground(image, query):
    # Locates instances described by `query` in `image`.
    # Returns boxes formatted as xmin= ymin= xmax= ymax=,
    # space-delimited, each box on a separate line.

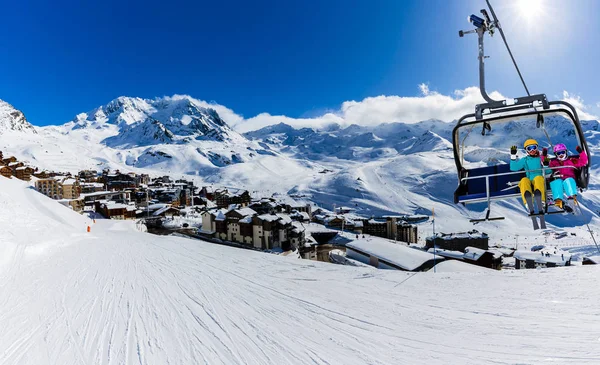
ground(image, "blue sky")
xmin=0 ymin=0 xmax=599 ymax=127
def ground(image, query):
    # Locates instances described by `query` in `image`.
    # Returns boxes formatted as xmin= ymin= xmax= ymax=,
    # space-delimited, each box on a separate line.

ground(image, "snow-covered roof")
xmin=464 ymin=247 xmax=487 ymax=261
xmin=353 ymin=220 xmax=364 ymax=228
xmin=514 ymin=250 xmax=570 ymax=265
xmin=427 ymin=230 xmax=488 ymax=241
xmin=257 ymin=214 xmax=280 ymax=222
xmin=239 ymin=216 xmax=253 ymax=224
xmin=81 ymin=191 xmax=123 ymax=198
xmin=291 ymin=211 xmax=311 ymax=220
xmin=105 ymin=202 xmax=129 ymax=210
xmin=428 ymin=248 xmax=464 ymax=260
xmin=276 ymin=214 xmax=292 ymax=225
xmin=153 ymin=206 xmax=179 ymax=216
xmin=214 ymin=210 xmax=227 ymax=221
xmin=367 ymin=219 xmax=386 ymax=224
xmin=292 ymin=221 xmax=305 ymax=233
xmin=347 ymin=238 xmax=439 ymax=271
xmin=432 ymin=260 xmax=488 ymax=273
xmin=235 ymin=207 xmax=257 ymax=217
xmin=62 ymin=178 xmax=77 ymax=185
xmin=147 ymin=203 xmax=170 ymax=211
xmin=82 ymin=182 xmax=104 ymax=188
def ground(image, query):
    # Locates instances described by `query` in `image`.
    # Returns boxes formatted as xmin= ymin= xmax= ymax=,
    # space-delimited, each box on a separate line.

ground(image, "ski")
xmin=524 ymin=192 xmax=539 ymax=230
xmin=534 ymin=191 xmax=546 ymax=229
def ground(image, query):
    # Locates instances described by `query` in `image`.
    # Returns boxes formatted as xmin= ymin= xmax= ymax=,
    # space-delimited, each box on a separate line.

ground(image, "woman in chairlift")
xmin=543 ymin=143 xmax=588 ymax=210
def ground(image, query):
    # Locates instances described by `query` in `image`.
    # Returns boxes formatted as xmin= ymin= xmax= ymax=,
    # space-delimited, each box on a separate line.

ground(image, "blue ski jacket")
xmin=510 ymin=155 xmax=546 ymax=180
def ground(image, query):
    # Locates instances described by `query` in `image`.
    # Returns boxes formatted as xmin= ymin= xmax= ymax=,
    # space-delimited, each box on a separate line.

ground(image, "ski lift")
xmin=452 ymin=1 xmax=591 ymax=223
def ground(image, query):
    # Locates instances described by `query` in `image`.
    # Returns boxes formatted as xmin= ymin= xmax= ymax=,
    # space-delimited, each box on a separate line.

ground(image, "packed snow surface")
xmin=2 ymin=178 xmax=600 ymax=364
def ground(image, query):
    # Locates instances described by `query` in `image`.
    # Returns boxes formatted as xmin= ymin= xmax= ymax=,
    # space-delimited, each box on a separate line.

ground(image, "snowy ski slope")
xmin=2 ymin=177 xmax=600 ymax=364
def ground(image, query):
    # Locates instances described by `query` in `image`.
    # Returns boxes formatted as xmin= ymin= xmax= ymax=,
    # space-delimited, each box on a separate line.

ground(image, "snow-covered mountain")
xmin=59 ymin=96 xmax=236 ymax=147
xmin=1 ymin=96 xmax=280 ymax=177
xmin=2 ymin=96 xmax=600 ymax=236
xmin=0 ymin=100 xmax=36 ymax=134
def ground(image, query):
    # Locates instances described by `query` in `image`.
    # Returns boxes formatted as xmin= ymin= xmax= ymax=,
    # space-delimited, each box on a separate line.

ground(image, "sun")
xmin=517 ymin=0 xmax=544 ymax=21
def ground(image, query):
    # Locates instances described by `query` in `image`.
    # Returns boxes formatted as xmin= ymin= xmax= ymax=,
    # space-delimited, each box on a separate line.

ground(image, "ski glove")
xmin=542 ymin=157 xmax=550 ymax=166
xmin=542 ymin=148 xmax=548 ymax=157
xmin=576 ymin=145 xmax=583 ymax=153
xmin=510 ymin=145 xmax=517 ymax=160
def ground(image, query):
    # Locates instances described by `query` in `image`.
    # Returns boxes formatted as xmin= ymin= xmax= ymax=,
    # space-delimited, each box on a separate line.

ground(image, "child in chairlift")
xmin=542 ymin=143 xmax=588 ymax=210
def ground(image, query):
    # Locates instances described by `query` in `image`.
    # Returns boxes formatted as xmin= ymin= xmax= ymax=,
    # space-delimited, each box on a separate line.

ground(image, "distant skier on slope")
xmin=510 ymin=139 xmax=550 ymax=229
xmin=542 ymin=143 xmax=588 ymax=211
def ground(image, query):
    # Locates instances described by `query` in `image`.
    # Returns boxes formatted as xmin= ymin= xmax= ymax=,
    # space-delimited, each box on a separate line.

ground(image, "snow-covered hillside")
xmin=3 ymin=175 xmax=600 ymax=364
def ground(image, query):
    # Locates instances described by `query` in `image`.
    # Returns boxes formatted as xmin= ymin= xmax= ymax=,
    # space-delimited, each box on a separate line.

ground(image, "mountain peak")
xmin=0 ymin=100 xmax=37 ymax=134
xmin=61 ymin=95 xmax=238 ymax=148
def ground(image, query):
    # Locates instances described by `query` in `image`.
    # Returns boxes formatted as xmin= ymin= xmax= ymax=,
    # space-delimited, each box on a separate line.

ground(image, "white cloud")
xmin=231 ymin=86 xmax=508 ymax=133
xmin=171 ymin=87 xmax=598 ymax=134
xmin=561 ymin=91 xmax=597 ymax=120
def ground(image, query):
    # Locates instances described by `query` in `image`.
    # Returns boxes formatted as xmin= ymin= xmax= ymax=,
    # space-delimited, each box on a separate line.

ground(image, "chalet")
xmin=248 ymin=199 xmax=278 ymax=215
xmin=224 ymin=208 xmax=258 ymax=245
xmin=14 ymin=166 xmax=34 ymax=181
xmin=363 ymin=219 xmax=387 ymax=237
xmin=2 ymin=156 xmax=17 ymax=165
xmin=514 ymin=249 xmax=571 ymax=269
xmin=289 ymin=222 xmax=306 ymax=248
xmin=61 ymin=178 xmax=81 ymax=199
xmin=201 ymin=208 xmax=302 ymax=251
xmin=215 ymin=188 xmax=251 ymax=208
xmin=36 ymin=178 xmax=63 ymax=199
xmin=96 ymin=201 xmax=137 ymax=220
xmin=426 ymin=230 xmax=489 ymax=251
xmin=8 ymin=161 xmax=24 ymax=171
xmin=199 ymin=186 xmax=215 ymax=200
xmin=251 ymin=214 xmax=284 ymax=250
xmin=199 ymin=208 xmax=226 ymax=237
xmin=276 ymin=196 xmax=312 ymax=215
xmin=346 ymin=238 xmax=441 ymax=271
xmin=430 ymin=247 xmax=502 ymax=270
xmin=81 ymin=182 xmax=105 ymax=194
xmin=290 ymin=211 xmax=311 ymax=222
xmin=33 ymin=170 xmax=51 ymax=179
xmin=78 ymin=170 xmax=98 ymax=181
xmin=105 ymin=173 xmax=137 ymax=190
xmin=0 ymin=165 xmax=12 ymax=178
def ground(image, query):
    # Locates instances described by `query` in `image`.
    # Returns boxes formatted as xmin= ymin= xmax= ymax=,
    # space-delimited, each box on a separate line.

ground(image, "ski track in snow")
xmin=2 ymin=177 xmax=600 ymax=364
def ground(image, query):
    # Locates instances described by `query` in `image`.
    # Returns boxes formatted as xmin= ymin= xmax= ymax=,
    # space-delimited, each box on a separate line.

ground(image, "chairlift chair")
xmin=452 ymin=1 xmax=592 ymax=223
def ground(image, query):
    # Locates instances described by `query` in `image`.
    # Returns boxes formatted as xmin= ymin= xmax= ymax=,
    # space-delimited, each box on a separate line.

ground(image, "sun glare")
xmin=517 ymin=0 xmax=543 ymax=20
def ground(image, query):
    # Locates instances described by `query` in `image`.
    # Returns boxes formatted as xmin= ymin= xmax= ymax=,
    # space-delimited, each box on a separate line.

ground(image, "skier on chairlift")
xmin=542 ymin=143 xmax=588 ymax=211
xmin=510 ymin=139 xmax=549 ymax=216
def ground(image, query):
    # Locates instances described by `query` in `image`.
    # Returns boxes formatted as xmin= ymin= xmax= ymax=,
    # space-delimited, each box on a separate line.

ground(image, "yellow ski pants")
xmin=518 ymin=176 xmax=545 ymax=205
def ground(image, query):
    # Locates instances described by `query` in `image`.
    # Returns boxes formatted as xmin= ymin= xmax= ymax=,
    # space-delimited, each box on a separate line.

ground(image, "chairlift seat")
xmin=454 ymin=164 xmax=526 ymax=204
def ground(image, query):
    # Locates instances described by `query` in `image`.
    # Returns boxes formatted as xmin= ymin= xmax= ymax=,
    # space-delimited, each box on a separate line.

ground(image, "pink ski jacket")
xmin=549 ymin=151 xmax=588 ymax=179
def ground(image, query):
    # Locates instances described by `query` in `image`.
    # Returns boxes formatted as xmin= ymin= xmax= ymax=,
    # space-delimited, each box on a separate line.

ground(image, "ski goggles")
xmin=525 ymin=145 xmax=538 ymax=152
xmin=555 ymin=150 xmax=567 ymax=156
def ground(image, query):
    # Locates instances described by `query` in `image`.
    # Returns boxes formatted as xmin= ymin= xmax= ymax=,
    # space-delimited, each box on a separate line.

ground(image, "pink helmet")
xmin=553 ymin=143 xmax=568 ymax=160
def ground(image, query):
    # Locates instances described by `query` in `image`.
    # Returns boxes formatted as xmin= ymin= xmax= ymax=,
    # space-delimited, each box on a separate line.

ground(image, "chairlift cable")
xmin=486 ymin=0 xmax=531 ymax=97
